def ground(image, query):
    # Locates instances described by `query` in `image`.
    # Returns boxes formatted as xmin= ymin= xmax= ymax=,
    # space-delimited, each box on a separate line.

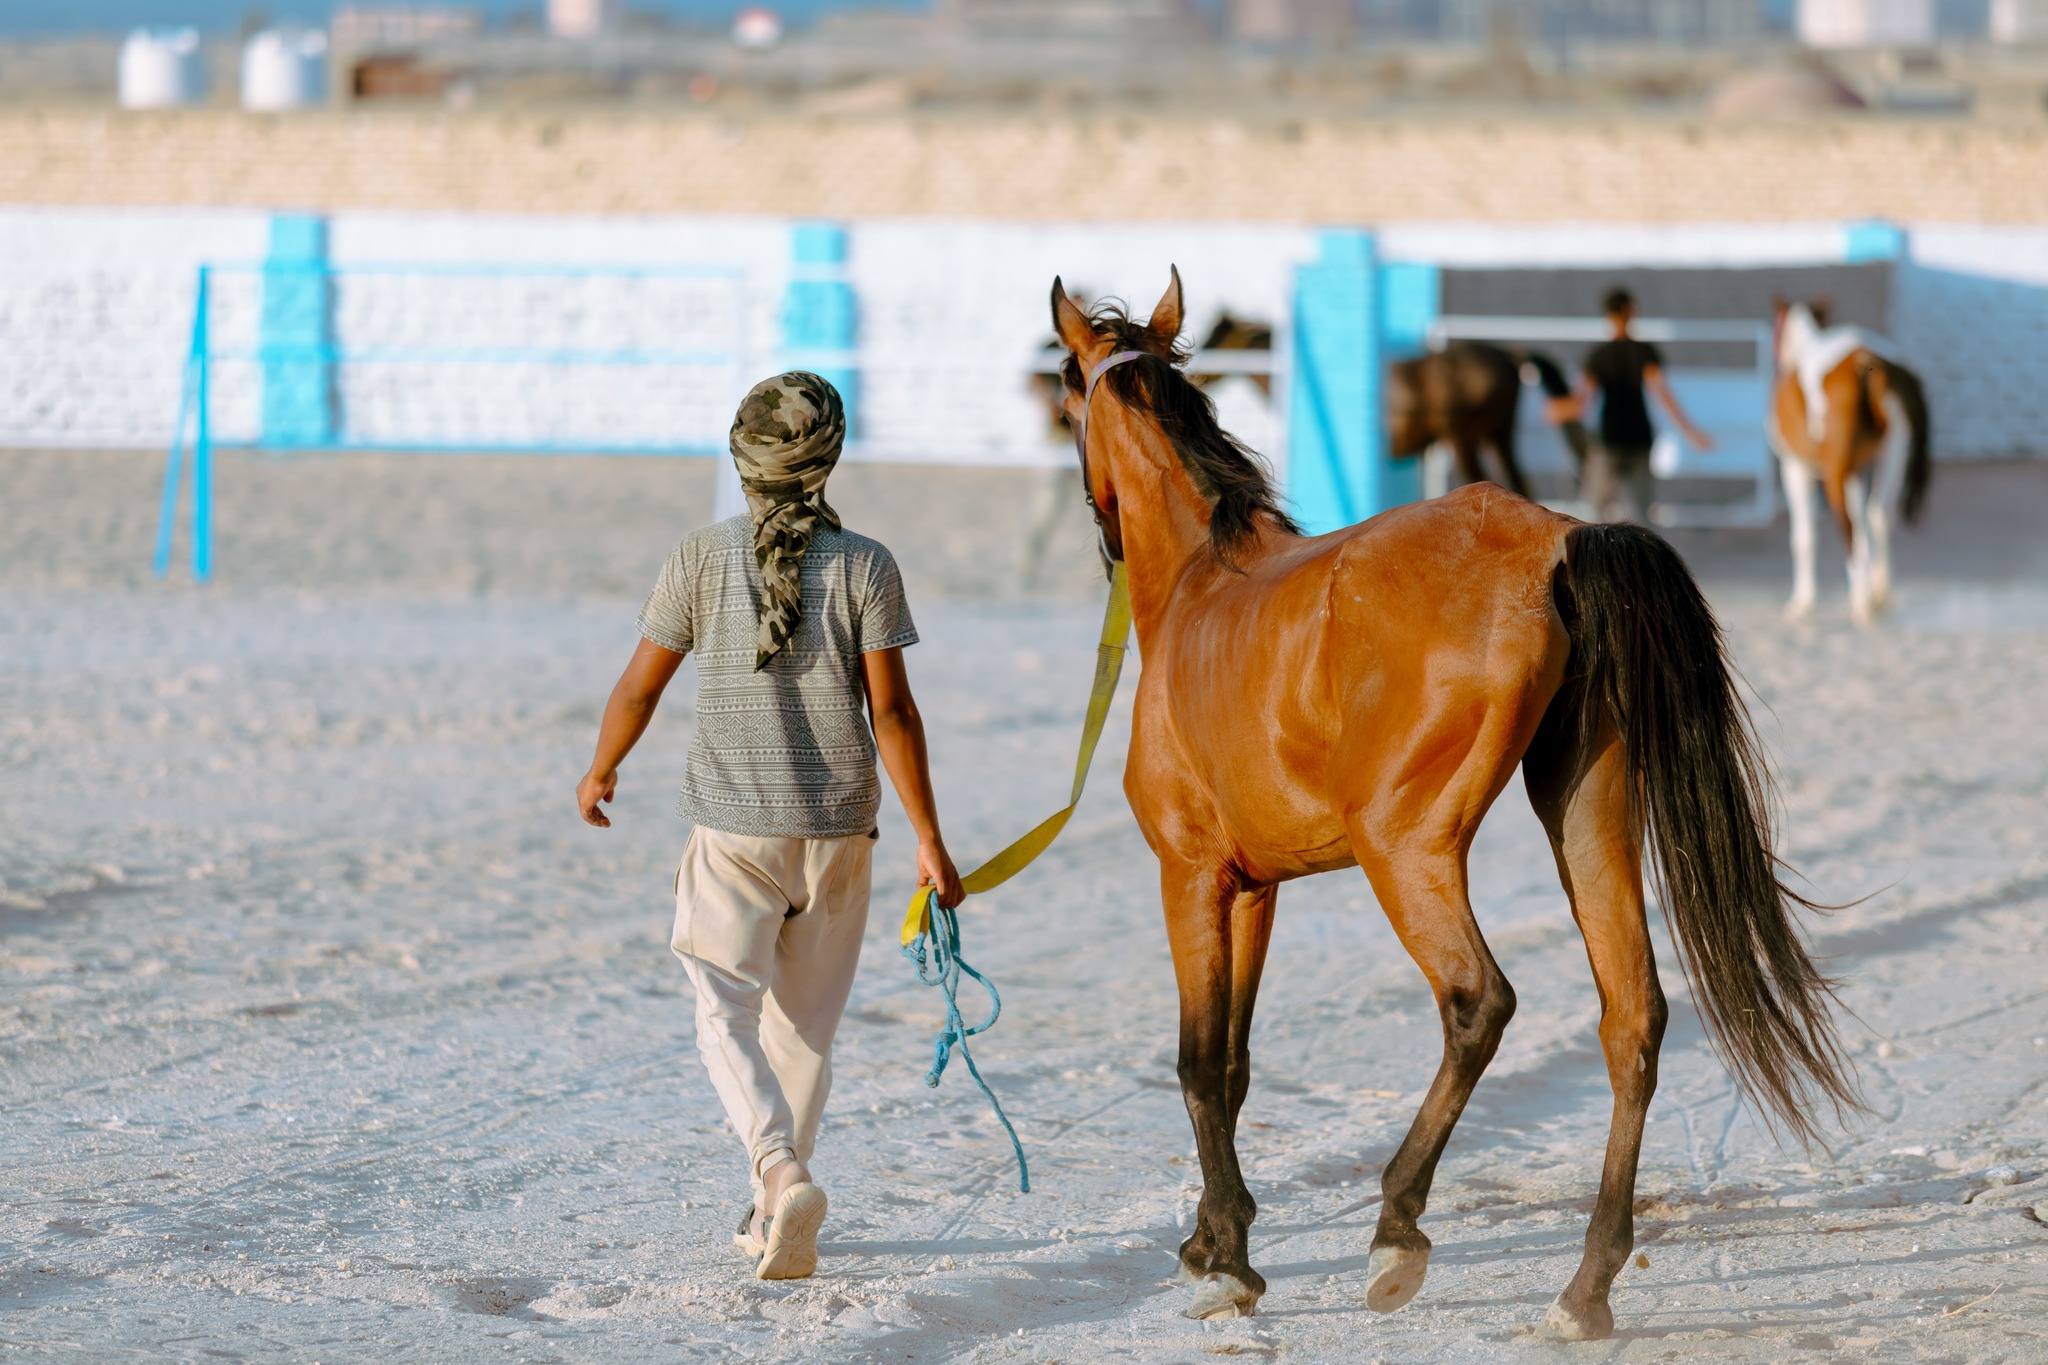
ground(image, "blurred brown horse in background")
xmin=1052 ymin=269 xmax=1858 ymax=1341
xmin=1386 ymin=341 xmax=1585 ymax=498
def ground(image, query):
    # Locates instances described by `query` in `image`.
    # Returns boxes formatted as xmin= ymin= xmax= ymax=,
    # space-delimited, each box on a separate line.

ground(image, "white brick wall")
xmin=0 ymin=208 xmax=266 ymax=447
xmin=0 ymin=208 xmax=1321 ymax=467
xmin=1894 ymin=227 xmax=2048 ymax=460
xmin=848 ymin=220 xmax=1320 ymax=467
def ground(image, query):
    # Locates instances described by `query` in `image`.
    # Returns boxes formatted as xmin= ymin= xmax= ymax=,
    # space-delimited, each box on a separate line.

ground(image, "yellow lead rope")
xmin=900 ymin=561 xmax=1133 ymax=945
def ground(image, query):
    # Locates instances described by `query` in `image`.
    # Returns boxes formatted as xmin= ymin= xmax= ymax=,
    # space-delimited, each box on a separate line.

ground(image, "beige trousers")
xmin=671 ymin=824 xmax=874 ymax=1208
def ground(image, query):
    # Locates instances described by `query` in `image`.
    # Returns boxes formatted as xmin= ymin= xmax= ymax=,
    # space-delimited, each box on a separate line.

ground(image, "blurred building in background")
xmin=7 ymin=0 xmax=2048 ymax=117
xmin=547 ymin=0 xmax=624 ymax=39
xmin=1231 ymin=0 xmax=1355 ymax=45
xmin=1799 ymin=0 xmax=1936 ymax=47
xmin=934 ymin=0 xmax=1208 ymax=41
xmin=1393 ymin=0 xmax=1769 ymax=45
xmin=1991 ymin=0 xmax=2048 ymax=41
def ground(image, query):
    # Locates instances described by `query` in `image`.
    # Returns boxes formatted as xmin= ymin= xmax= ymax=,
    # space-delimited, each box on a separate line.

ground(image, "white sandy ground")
xmin=2 ymin=450 xmax=2046 ymax=1365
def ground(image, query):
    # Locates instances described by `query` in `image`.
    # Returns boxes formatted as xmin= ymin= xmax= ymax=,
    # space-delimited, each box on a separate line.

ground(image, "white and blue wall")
xmin=2 ymin=206 xmax=2044 ymax=540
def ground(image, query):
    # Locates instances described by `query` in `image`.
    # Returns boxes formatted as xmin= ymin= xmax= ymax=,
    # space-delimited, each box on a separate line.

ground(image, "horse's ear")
xmin=1148 ymin=265 xmax=1184 ymax=347
xmin=1051 ymin=277 xmax=1095 ymax=354
xmin=1810 ymin=295 xmax=1833 ymax=328
xmin=1770 ymin=295 xmax=1789 ymax=320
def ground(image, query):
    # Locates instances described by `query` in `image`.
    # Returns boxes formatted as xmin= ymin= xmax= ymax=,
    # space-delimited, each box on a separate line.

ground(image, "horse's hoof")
xmin=1185 ymin=1273 xmax=1260 ymax=1320
xmin=1364 ymin=1244 xmax=1430 ymax=1313
xmin=1540 ymin=1294 xmax=1615 ymax=1342
xmin=1784 ymin=596 xmax=1814 ymax=622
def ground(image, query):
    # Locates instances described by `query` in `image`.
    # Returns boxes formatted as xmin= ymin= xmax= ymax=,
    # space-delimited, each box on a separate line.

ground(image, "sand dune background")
xmin=2 ymin=449 xmax=2044 ymax=1362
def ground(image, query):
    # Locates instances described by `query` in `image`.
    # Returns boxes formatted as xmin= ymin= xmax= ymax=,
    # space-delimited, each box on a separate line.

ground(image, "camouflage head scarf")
xmin=729 ymin=371 xmax=846 ymax=670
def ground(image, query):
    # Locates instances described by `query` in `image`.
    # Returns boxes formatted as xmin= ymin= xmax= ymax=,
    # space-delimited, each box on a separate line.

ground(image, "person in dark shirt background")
xmin=1568 ymin=286 xmax=1715 ymax=523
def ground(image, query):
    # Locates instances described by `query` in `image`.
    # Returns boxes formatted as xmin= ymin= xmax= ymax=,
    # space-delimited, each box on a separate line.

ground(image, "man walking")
xmin=1570 ymin=286 xmax=1715 ymax=523
xmin=577 ymin=372 xmax=964 ymax=1280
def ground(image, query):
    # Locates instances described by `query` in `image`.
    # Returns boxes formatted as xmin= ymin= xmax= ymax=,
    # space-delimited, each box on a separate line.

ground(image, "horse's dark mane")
xmin=1064 ymin=300 xmax=1300 ymax=566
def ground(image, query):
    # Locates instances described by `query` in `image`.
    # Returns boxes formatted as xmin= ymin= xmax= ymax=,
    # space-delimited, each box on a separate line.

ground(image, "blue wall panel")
xmin=1288 ymin=230 xmax=1384 ymax=536
xmin=1843 ymin=219 xmax=1907 ymax=264
xmin=259 ymin=213 xmax=332 ymax=448
xmin=1377 ymin=259 xmax=1440 ymax=511
xmin=781 ymin=220 xmax=860 ymax=438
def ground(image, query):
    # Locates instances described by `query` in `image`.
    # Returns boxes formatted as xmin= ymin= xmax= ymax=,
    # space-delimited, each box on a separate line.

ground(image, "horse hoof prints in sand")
xmin=1051 ymin=270 xmax=1861 ymax=1339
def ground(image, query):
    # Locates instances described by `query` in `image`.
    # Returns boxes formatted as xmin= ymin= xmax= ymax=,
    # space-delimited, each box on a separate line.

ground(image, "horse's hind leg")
xmin=1492 ymin=411 xmax=1531 ymax=498
xmin=1866 ymin=401 xmax=1911 ymax=610
xmin=1351 ymin=834 xmax=1516 ymax=1315
xmin=1524 ymin=713 xmax=1668 ymax=1342
xmin=1164 ymin=859 xmax=1275 ymax=1319
xmin=1449 ymin=435 xmax=1488 ymax=490
xmin=1844 ymin=469 xmax=1876 ymax=625
xmin=1781 ymin=455 xmax=1819 ymax=620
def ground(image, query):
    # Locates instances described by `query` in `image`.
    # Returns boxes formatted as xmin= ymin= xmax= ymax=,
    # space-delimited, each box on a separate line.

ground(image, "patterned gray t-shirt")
xmin=637 ymin=516 xmax=918 ymax=839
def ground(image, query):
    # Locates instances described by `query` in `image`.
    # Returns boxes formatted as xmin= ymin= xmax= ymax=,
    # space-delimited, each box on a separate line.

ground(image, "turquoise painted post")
xmin=1378 ymin=260 xmax=1441 ymax=510
xmin=1288 ymin=230 xmax=1381 ymax=536
xmin=193 ymin=268 xmax=214 ymax=582
xmin=260 ymin=213 xmax=332 ymax=449
xmin=781 ymin=221 xmax=860 ymax=439
xmin=1843 ymin=219 xmax=1907 ymax=264
xmin=155 ymin=266 xmax=208 ymax=580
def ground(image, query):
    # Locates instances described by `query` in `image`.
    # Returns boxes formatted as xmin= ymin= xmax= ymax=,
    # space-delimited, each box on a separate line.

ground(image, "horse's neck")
xmin=1780 ymin=311 xmax=1821 ymax=371
xmin=1107 ymin=428 xmax=1216 ymax=644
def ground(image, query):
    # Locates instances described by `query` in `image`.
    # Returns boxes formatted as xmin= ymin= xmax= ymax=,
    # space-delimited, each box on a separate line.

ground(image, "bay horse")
xmin=1052 ymin=270 xmax=1857 ymax=1340
xmin=1387 ymin=341 xmax=1582 ymax=498
xmin=1767 ymin=300 xmax=1931 ymax=623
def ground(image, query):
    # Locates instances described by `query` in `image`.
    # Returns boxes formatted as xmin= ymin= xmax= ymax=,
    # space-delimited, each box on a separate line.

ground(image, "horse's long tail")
xmin=1879 ymin=359 xmax=1932 ymax=525
xmin=1556 ymin=523 xmax=1861 ymax=1147
xmin=1516 ymin=349 xmax=1573 ymax=399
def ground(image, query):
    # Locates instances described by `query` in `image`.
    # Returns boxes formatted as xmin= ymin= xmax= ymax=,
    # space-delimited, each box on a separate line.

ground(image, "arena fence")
xmin=153 ymin=257 xmax=750 ymax=581
xmin=148 ymin=216 xmax=1828 ymax=581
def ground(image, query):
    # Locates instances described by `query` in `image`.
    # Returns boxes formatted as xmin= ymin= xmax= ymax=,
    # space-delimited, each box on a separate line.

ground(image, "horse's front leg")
xmin=1353 ymin=834 xmax=1516 ymax=1316
xmin=1163 ymin=859 xmax=1270 ymax=1319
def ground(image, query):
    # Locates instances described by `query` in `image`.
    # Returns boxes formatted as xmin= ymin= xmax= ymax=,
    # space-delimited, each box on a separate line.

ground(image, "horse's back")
xmin=1327 ymin=484 xmax=1573 ymax=627
xmin=1321 ymin=486 xmax=1575 ymax=757
xmin=1142 ymin=487 xmax=1573 ymax=877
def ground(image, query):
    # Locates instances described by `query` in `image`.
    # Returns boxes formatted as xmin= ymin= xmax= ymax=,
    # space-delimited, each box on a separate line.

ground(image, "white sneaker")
xmin=755 ymin=1182 xmax=827 ymax=1280
xmin=731 ymin=1203 xmax=765 ymax=1261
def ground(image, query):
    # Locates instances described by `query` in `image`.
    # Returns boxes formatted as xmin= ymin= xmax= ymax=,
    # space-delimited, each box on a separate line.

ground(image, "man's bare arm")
xmin=861 ymin=647 xmax=964 ymax=909
xmin=578 ymin=637 xmax=686 ymax=828
xmin=1646 ymin=365 xmax=1716 ymax=450
xmin=1551 ymin=374 xmax=1595 ymax=426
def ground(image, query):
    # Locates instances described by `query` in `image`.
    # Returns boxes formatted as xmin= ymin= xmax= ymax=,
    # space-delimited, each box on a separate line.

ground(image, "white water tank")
xmin=549 ymin=0 xmax=623 ymax=38
xmin=242 ymin=28 xmax=329 ymax=111
xmin=1799 ymin=0 xmax=1935 ymax=47
xmin=118 ymin=28 xmax=206 ymax=109
xmin=733 ymin=7 xmax=784 ymax=49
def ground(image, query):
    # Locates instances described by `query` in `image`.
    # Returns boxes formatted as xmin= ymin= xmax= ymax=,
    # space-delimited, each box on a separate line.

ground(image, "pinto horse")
xmin=1052 ymin=271 xmax=1858 ymax=1340
xmin=1768 ymin=301 xmax=1931 ymax=622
